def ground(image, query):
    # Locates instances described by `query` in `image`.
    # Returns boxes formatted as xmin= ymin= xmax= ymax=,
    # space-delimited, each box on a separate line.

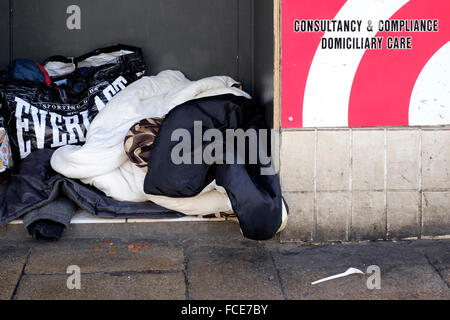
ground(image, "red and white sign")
xmin=281 ymin=0 xmax=450 ymax=128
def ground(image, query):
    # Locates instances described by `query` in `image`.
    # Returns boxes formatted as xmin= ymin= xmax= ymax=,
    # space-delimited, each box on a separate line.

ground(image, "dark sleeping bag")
xmin=143 ymin=94 xmax=283 ymax=241
xmin=0 ymin=149 xmax=181 ymax=240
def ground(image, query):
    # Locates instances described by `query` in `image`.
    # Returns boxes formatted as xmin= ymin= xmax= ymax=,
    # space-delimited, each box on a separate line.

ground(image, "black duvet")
xmin=144 ymin=94 xmax=284 ymax=240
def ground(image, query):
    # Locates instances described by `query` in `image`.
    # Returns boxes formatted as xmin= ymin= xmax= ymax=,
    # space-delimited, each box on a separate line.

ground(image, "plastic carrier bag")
xmin=0 ymin=44 xmax=146 ymax=162
xmin=0 ymin=125 xmax=13 ymax=172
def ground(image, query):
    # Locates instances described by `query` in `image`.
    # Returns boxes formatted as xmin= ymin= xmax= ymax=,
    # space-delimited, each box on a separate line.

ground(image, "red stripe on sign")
xmin=281 ymin=0 xmax=347 ymax=128
xmin=348 ymin=0 xmax=450 ymax=127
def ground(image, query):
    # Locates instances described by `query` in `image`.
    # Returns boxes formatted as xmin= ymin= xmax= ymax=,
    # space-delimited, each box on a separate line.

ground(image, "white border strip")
xmin=8 ymin=210 xmax=227 ymax=225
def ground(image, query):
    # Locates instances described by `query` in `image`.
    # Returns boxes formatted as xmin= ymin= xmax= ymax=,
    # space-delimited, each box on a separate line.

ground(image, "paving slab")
xmin=274 ymin=241 xmax=429 ymax=268
xmin=0 ymin=246 xmax=30 ymax=300
xmin=417 ymin=240 xmax=450 ymax=286
xmin=0 ymin=224 xmax=30 ymax=241
xmin=14 ymin=273 xmax=186 ymax=300
xmin=272 ymin=242 xmax=450 ymax=300
xmin=187 ymin=246 xmax=284 ymax=300
xmin=0 ymin=221 xmax=273 ymax=246
xmin=275 ymin=263 xmax=448 ymax=300
xmin=25 ymin=240 xmax=184 ymax=274
xmin=63 ymin=221 xmax=249 ymax=244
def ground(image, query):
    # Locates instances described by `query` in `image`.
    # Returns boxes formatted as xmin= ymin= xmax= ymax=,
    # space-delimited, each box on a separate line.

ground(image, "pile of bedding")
xmin=0 ymin=148 xmax=179 ymax=240
xmin=0 ymin=44 xmax=146 ymax=162
xmin=0 ymin=46 xmax=287 ymax=241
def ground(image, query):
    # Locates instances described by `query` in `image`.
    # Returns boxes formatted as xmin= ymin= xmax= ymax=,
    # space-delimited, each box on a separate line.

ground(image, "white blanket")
xmin=51 ymin=70 xmax=251 ymax=215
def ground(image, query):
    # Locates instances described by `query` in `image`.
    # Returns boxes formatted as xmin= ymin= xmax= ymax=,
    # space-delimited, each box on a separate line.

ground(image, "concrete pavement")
xmin=0 ymin=221 xmax=449 ymax=300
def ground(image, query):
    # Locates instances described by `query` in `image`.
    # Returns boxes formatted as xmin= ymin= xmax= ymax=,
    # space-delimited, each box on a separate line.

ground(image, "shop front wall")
xmin=278 ymin=0 xmax=450 ymax=242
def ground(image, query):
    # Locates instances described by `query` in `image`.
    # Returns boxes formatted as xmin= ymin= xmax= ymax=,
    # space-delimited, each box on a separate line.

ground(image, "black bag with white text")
xmin=0 ymin=44 xmax=146 ymax=163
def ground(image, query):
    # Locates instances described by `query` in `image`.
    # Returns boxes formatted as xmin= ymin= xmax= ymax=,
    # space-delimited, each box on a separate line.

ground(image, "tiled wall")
xmin=279 ymin=128 xmax=450 ymax=243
